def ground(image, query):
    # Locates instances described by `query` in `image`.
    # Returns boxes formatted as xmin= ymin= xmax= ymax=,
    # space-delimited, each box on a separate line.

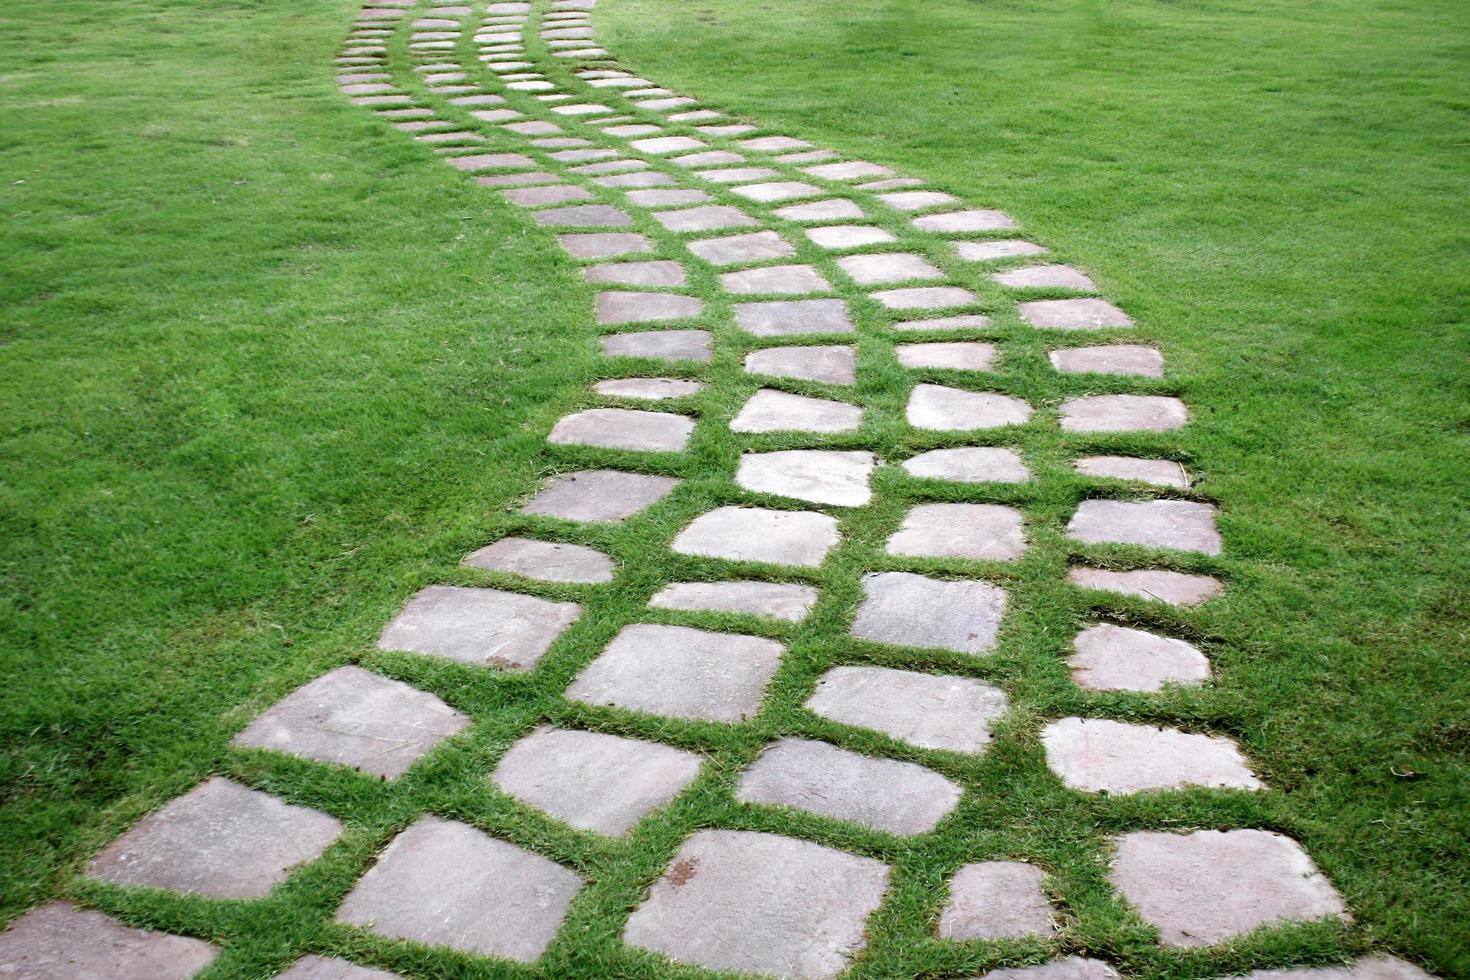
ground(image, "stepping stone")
xmin=739 ymin=136 xmax=813 ymax=152
xmin=649 ymin=581 xmax=819 ymax=622
xmin=503 ymin=184 xmax=592 ymax=207
xmin=232 ymin=666 xmax=469 ymax=777
xmin=737 ymin=449 xmax=875 ymax=506
xmin=893 ymin=313 xmax=992 ymax=333
xmin=908 ymin=384 xmax=1032 ymax=430
xmin=593 ymin=377 xmax=703 ymax=400
xmin=872 ymin=286 xmax=978 ymax=310
xmin=1042 ymin=717 xmax=1261 ymax=793
xmin=672 ymin=506 xmax=840 ymax=568
xmin=600 ymin=330 xmax=713 ymax=363
xmin=730 ymin=181 xmax=823 ymax=203
xmin=700 ymin=167 xmax=781 ymax=184
xmin=626 ymin=188 xmax=712 ymax=207
xmin=939 ymin=861 xmax=1056 ymax=940
xmin=776 ymin=150 xmax=840 ymax=163
xmin=86 ymin=778 xmax=341 ymax=899
xmin=571 ymin=159 xmax=649 ymax=175
xmin=995 ymin=264 xmax=1097 ymax=291
xmin=548 ymin=407 xmax=694 ymax=452
xmin=584 ymin=260 xmax=687 ymax=287
xmin=595 ymin=291 xmax=703 ymax=325
xmin=804 ymin=160 xmax=895 ymax=181
xmin=446 ymin=152 xmax=535 ymax=171
xmin=1071 ymin=500 xmax=1219 ymax=557
xmin=1108 ymin=829 xmax=1347 ymax=946
xmin=479 ymin=171 xmax=560 ymax=188
xmin=887 ymin=503 xmax=1026 ymax=560
xmin=630 ymin=135 xmax=706 ymax=154
xmin=698 ymin=124 xmax=758 ymax=136
xmin=1051 ymin=344 xmax=1164 ymax=377
xmin=805 ymin=665 xmax=1008 ymax=754
xmin=1075 ymin=455 xmax=1189 ymax=488
xmin=879 ymin=190 xmax=959 ymax=211
xmin=983 ymin=958 xmax=1122 ymax=980
xmin=903 ymin=446 xmax=1030 ymax=484
xmin=775 ymin=198 xmax=865 ymax=222
xmin=624 ymin=830 xmax=890 ymax=979
xmin=0 ymin=902 xmax=218 ymax=980
xmin=731 ymin=389 xmax=862 ymax=433
xmin=913 ymin=209 xmax=1018 ymax=232
xmin=687 ymin=230 xmax=796 ymax=266
xmin=672 ymin=150 xmax=745 ymax=167
xmin=492 ymin=726 xmax=701 ymax=835
xmin=557 ymin=232 xmax=652 ymax=258
xmin=745 ymin=345 xmax=856 ymax=385
xmin=638 ymin=97 xmax=699 ymax=111
xmin=566 ymin=623 xmax=784 ymax=722
xmin=858 ymin=177 xmax=925 ymax=189
xmin=954 ymin=239 xmax=1048 ymax=262
xmin=1068 ymin=567 xmax=1223 ymax=607
xmin=550 ymin=102 xmax=613 ymax=115
xmin=548 ymin=148 xmax=621 ymax=163
xmin=1232 ymin=957 xmax=1439 ymax=980
xmin=654 ymin=205 xmax=758 ymax=233
xmin=720 ymin=264 xmax=831 ymax=295
xmin=836 ymin=252 xmax=943 ymax=284
xmin=1060 ymin=395 xmax=1188 ymax=432
xmin=1069 ymin=623 xmax=1210 ymax=692
xmin=377 ymin=585 xmax=581 ymax=670
xmin=737 ymin=738 xmax=961 ymax=835
xmin=603 ymin=122 xmax=664 ymax=135
xmin=463 ymin=536 xmax=615 ymax=583
xmin=1019 ymin=297 xmax=1132 ymax=330
xmin=468 ymin=108 xmax=524 ymax=123
xmin=278 ymin=956 xmax=400 ymax=979
xmin=805 ymin=225 xmax=896 ymax=249
xmin=897 ymin=341 xmax=996 ymax=371
xmin=851 ymin=571 xmax=1007 ymax=654
xmin=534 ymin=204 xmax=633 ymax=228
xmin=337 ymin=816 xmax=582 ymax=960
xmin=734 ymin=298 xmax=854 ymax=336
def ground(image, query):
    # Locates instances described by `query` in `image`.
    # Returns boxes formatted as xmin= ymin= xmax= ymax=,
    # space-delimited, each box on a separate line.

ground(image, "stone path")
xmin=0 ymin=2 xmax=1436 ymax=979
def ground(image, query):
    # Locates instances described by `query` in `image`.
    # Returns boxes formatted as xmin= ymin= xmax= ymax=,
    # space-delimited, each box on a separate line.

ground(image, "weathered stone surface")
xmin=994 ymin=264 xmax=1097 ymax=290
xmin=593 ymin=377 xmax=704 ymax=401
xmin=492 ymin=727 xmax=701 ymax=835
xmin=1070 ymin=623 xmax=1210 ymax=692
xmin=903 ymin=447 xmax=1030 ymax=484
xmin=737 ymin=450 xmax=875 ymax=506
xmin=1233 ymin=957 xmax=1439 ymax=980
xmin=548 ymin=148 xmax=621 ymax=164
xmin=698 ymin=124 xmax=759 ymax=136
xmin=630 ymin=135 xmax=706 ymax=154
xmin=1067 ymin=499 xmax=1221 ymax=555
xmin=503 ymin=184 xmax=593 ymax=207
xmin=954 ymin=239 xmax=1049 ymax=262
xmin=671 ymin=150 xmax=744 ymax=167
xmin=897 ymin=341 xmax=996 ymax=371
xmin=873 ymin=286 xmax=978 ymax=310
xmin=721 ymin=264 xmax=831 ymax=295
xmin=738 ymin=135 xmax=812 ymax=152
xmin=851 ymin=572 xmax=1007 ymax=654
xmin=805 ymin=225 xmax=896 ymax=249
xmin=887 ymin=503 xmax=1026 ymax=560
xmin=805 ymin=665 xmax=1008 ymax=754
xmin=982 ymin=958 xmax=1122 ymax=980
xmin=277 ymin=955 xmax=400 ymax=979
xmin=233 ymin=666 xmax=468 ymax=778
xmin=446 ymin=152 xmax=535 ymax=172
xmin=463 ymin=536 xmax=614 ymax=583
xmin=0 ymin=902 xmax=217 ymax=979
xmin=687 ymin=230 xmax=795 ymax=266
xmin=1109 ymin=829 xmax=1348 ymax=946
xmin=87 ymin=778 xmax=341 ymax=899
xmin=913 ymin=209 xmax=1018 ymax=233
xmin=478 ymin=171 xmax=560 ymax=189
xmin=1019 ymin=298 xmax=1132 ymax=330
xmin=378 ymin=585 xmax=581 ymax=670
xmin=654 ymin=205 xmax=758 ymax=233
xmin=600 ymin=330 xmax=713 ymax=363
xmin=557 ymin=232 xmax=652 ymax=259
xmin=803 ymin=160 xmax=895 ymax=181
xmin=637 ymin=96 xmax=699 ymax=111
xmin=775 ymin=198 xmax=866 ymax=222
xmin=584 ymin=260 xmax=687 ymax=287
xmin=744 ymin=345 xmax=856 ymax=385
xmin=1060 ymin=395 xmax=1189 ymax=432
xmin=1075 ymin=456 xmax=1189 ymax=488
xmin=624 ymin=830 xmax=890 ymax=979
xmin=836 ymin=252 xmax=943 ymax=285
xmin=1043 ymin=717 xmax=1261 ymax=794
xmin=1051 ymin=345 xmax=1164 ymax=377
xmin=735 ymin=298 xmax=854 ymax=336
xmin=566 ymin=623 xmax=783 ymax=722
xmin=879 ymin=190 xmax=960 ymax=211
xmin=1068 ymin=567 xmax=1224 ymax=607
xmin=939 ymin=862 xmax=1055 ymax=940
xmin=548 ymin=407 xmax=694 ymax=452
xmin=672 ymin=506 xmax=840 ymax=568
xmin=731 ymin=389 xmax=863 ymax=433
xmin=730 ymin=181 xmax=823 ymax=203
xmin=534 ymin=204 xmax=633 ymax=228
xmin=908 ymin=384 xmax=1032 ymax=431
xmin=649 ymin=581 xmax=819 ymax=622
xmin=570 ymin=159 xmax=648 ymax=175
xmin=626 ymin=188 xmax=712 ymax=207
xmin=337 ymin=816 xmax=582 ymax=960
xmin=699 ymin=167 xmax=782 ymax=184
xmin=549 ymin=102 xmax=613 ymax=116
xmin=602 ymin=122 xmax=663 ymax=135
xmin=893 ymin=313 xmax=992 ymax=333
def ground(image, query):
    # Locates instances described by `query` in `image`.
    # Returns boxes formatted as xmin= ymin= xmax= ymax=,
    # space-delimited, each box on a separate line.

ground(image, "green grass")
xmin=2 ymin=0 xmax=1469 ymax=977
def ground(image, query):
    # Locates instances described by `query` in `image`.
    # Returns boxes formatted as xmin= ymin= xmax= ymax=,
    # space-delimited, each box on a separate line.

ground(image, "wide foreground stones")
xmin=886 ymin=503 xmax=1026 ymax=560
xmin=1108 ymin=829 xmax=1348 ymax=946
xmin=650 ymin=580 xmax=819 ymax=622
xmin=337 ymin=816 xmax=582 ymax=961
xmin=463 ymin=536 xmax=615 ymax=583
xmin=1232 ymin=956 xmax=1439 ymax=980
xmin=1069 ymin=567 xmax=1223 ymax=607
xmin=378 ymin=585 xmax=580 ymax=671
xmin=731 ymin=389 xmax=863 ymax=433
xmin=939 ymin=861 xmax=1056 ymax=940
xmin=737 ymin=449 xmax=875 ymax=506
xmin=1070 ymin=623 xmax=1210 ymax=692
xmin=1042 ymin=717 xmax=1262 ymax=794
xmin=593 ymin=377 xmax=703 ymax=401
xmin=1067 ymin=499 xmax=1222 ymax=555
xmin=0 ymin=902 xmax=218 ymax=979
xmin=673 ymin=506 xmax=839 ymax=567
xmin=624 ymin=830 xmax=890 ymax=979
xmin=805 ymin=665 xmax=1009 ymax=754
xmin=278 ymin=956 xmax=400 ymax=979
xmin=983 ymin=958 xmax=1122 ymax=980
xmin=745 ymin=344 xmax=857 ymax=384
xmin=908 ymin=384 xmax=1032 ymax=431
xmin=547 ymin=407 xmax=694 ymax=453
xmin=523 ymin=469 xmax=679 ymax=522
xmin=851 ymin=571 xmax=1008 ymax=654
xmin=903 ymin=446 xmax=1030 ymax=484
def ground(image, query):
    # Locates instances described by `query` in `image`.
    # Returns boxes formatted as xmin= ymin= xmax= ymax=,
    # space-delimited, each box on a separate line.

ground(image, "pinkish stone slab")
xmin=893 ymin=313 xmax=993 ymax=333
xmin=730 ymin=181 xmax=823 ymax=203
xmin=277 ymin=956 xmax=400 ymax=979
xmin=503 ymin=184 xmax=593 ymax=207
xmin=626 ymin=188 xmax=712 ymax=207
xmin=547 ymin=407 xmax=694 ymax=453
xmin=463 ymin=536 xmax=614 ymax=583
xmin=1042 ymin=717 xmax=1262 ymax=793
xmin=851 ymin=572 xmax=1007 ymax=654
xmin=673 ymin=506 xmax=840 ymax=568
xmin=735 ymin=298 xmax=854 ymax=337
xmin=739 ymin=136 xmax=813 ymax=152
xmin=939 ymin=861 xmax=1056 ymax=940
xmin=378 ymin=585 xmax=580 ymax=670
xmin=982 ymin=958 xmax=1122 ymax=980
xmin=836 ymin=252 xmax=943 ymax=285
xmin=913 ymin=209 xmax=1017 ymax=233
xmin=803 ymin=160 xmax=894 ymax=181
xmin=903 ymin=447 xmax=1030 ymax=484
xmin=731 ymin=389 xmax=863 ymax=433
xmin=1060 ymin=395 xmax=1188 ymax=432
xmin=593 ymin=377 xmax=704 ymax=401
xmin=584 ymin=261 xmax=687 ymax=286
xmin=872 ymin=286 xmax=978 ymax=310
xmin=879 ymin=190 xmax=960 ymax=211
xmin=775 ymin=198 xmax=866 ymax=222
xmin=1075 ymin=456 xmax=1190 ymax=489
xmin=737 ymin=450 xmax=875 ymax=506
xmin=1233 ymin=957 xmax=1439 ymax=980
xmin=887 ymin=503 xmax=1026 ymax=560
xmin=0 ymin=903 xmax=218 ymax=979
xmin=897 ymin=342 xmax=996 ymax=371
xmin=805 ymin=665 xmax=1008 ymax=754
xmin=1019 ymin=298 xmax=1132 ymax=330
xmin=908 ymin=384 xmax=1032 ymax=431
xmin=805 ymin=225 xmax=896 ymax=249
xmin=1069 ymin=623 xmax=1210 ymax=692
xmin=744 ymin=345 xmax=856 ymax=385
xmin=721 ymin=264 xmax=831 ymax=295
xmin=600 ymin=330 xmax=713 ymax=363
xmin=687 ymin=230 xmax=796 ymax=266
xmin=1050 ymin=345 xmax=1164 ymax=377
xmin=649 ymin=581 xmax=819 ymax=622
xmin=523 ymin=469 xmax=679 ymax=523
xmin=954 ymin=239 xmax=1048 ymax=262
xmin=994 ymin=264 xmax=1097 ymax=290
xmin=1068 ymin=567 xmax=1223 ymax=606
xmin=557 ymin=232 xmax=652 ymax=259
xmin=1067 ymin=500 xmax=1222 ymax=555
xmin=654 ymin=205 xmax=758 ymax=233
xmin=595 ymin=291 xmax=703 ymax=324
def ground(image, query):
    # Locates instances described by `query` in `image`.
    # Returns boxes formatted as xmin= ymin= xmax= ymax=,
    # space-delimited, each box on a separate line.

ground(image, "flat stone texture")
xmin=627 ymin=188 xmax=712 ymax=207
xmin=737 ymin=449 xmax=875 ymax=506
xmin=600 ymin=330 xmax=713 ymax=363
xmin=879 ymin=190 xmax=960 ymax=211
xmin=775 ymin=198 xmax=866 ymax=222
xmin=1109 ymin=829 xmax=1348 ymax=946
xmin=1042 ymin=717 xmax=1262 ymax=794
xmin=893 ymin=313 xmax=992 ymax=333
xmin=650 ymin=581 xmax=819 ymax=622
xmin=887 ymin=503 xmax=1026 ymax=560
xmin=1233 ymin=957 xmax=1439 ymax=980
xmin=87 ymin=778 xmax=341 ymax=899
xmin=378 ymin=585 xmax=580 ymax=670
xmin=547 ymin=407 xmax=694 ymax=453
xmin=1070 ymin=623 xmax=1211 ymax=692
xmin=804 ymin=160 xmax=895 ymax=181
xmin=277 ymin=955 xmax=401 ymax=979
xmin=1019 ymin=297 xmax=1132 ymax=330
xmin=492 ymin=726 xmax=701 ymax=835
xmin=533 ymin=204 xmax=633 ymax=228
xmin=557 ymin=232 xmax=652 ymax=258
xmin=721 ymin=264 xmax=831 ymax=295
xmin=912 ymin=208 xmax=1018 ymax=233
xmin=593 ymin=377 xmax=704 ymax=401
xmin=805 ymin=665 xmax=1008 ymax=754
xmin=672 ymin=150 xmax=745 ymax=167
xmin=939 ymin=861 xmax=1055 ymax=940
xmin=584 ymin=260 xmax=687 ymax=286
xmin=595 ymin=291 xmax=703 ymax=325
xmin=504 ymin=184 xmax=592 ymax=207
xmin=954 ymin=239 xmax=1049 ymax=262
xmin=737 ymin=738 xmax=962 ymax=835
xmin=565 ymin=623 xmax=784 ymax=722
xmin=806 ymin=225 xmax=897 ymax=249
xmin=908 ymin=384 xmax=1033 ymax=431
xmin=1060 ymin=395 xmax=1189 ymax=432
xmin=463 ymin=536 xmax=614 ymax=583
xmin=1051 ymin=344 xmax=1164 ymax=377
xmin=872 ymin=286 xmax=979 ymax=310
xmin=630 ymin=135 xmax=706 ymax=154
xmin=700 ymin=167 xmax=782 ymax=184
xmin=673 ymin=506 xmax=840 ymax=568
xmin=1067 ymin=499 xmax=1222 ymax=555
xmin=0 ymin=902 xmax=218 ymax=979
xmin=903 ymin=447 xmax=1031 ymax=484
xmin=731 ymin=389 xmax=863 ymax=433
xmin=523 ymin=469 xmax=679 ymax=522
xmin=623 ymin=830 xmax=891 ymax=979
xmin=994 ymin=264 xmax=1097 ymax=290
xmin=745 ymin=344 xmax=856 ymax=385
xmin=735 ymin=298 xmax=854 ymax=337
xmin=1075 ymin=455 xmax=1190 ymax=489
xmin=337 ymin=816 xmax=582 ymax=961
xmin=740 ymin=135 xmax=813 ymax=152
xmin=897 ymin=341 xmax=997 ymax=371
xmin=446 ymin=152 xmax=535 ymax=171
xmin=730 ymin=181 xmax=824 ymax=203
xmin=981 ymin=958 xmax=1123 ymax=980
xmin=836 ymin=252 xmax=944 ymax=285
xmin=232 ymin=666 xmax=469 ymax=778
xmin=1068 ymin=567 xmax=1224 ymax=606
xmin=654 ymin=205 xmax=758 ymax=232
xmin=851 ymin=572 xmax=1008 ymax=654
xmin=687 ymin=230 xmax=796 ymax=266
xmin=594 ymin=171 xmax=675 ymax=188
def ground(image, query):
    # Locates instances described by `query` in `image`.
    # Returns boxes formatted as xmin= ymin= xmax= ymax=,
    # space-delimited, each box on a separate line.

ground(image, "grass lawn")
xmin=3 ymin=0 xmax=1469 ymax=976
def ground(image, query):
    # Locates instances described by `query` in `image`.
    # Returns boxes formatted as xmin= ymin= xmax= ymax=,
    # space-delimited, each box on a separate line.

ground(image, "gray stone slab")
xmin=603 ymin=123 xmax=664 ymax=136
xmin=908 ymin=384 xmax=1032 ymax=431
xmin=624 ymin=830 xmax=891 ymax=979
xmin=1019 ymin=297 xmax=1133 ymax=330
xmin=594 ymin=170 xmax=676 ymax=188
xmin=887 ymin=503 xmax=1026 ymax=560
xmin=1070 ymin=623 xmax=1210 ymax=692
xmin=954 ymin=239 xmax=1049 ymax=262
xmin=1060 ymin=395 xmax=1189 ymax=432
xmin=492 ymin=726 xmax=701 ymax=835
xmin=534 ymin=204 xmax=633 ymax=228
xmin=737 ymin=449 xmax=875 ymax=506
xmin=626 ymin=188 xmax=712 ymax=207
xmin=730 ymin=181 xmax=823 ymax=203
xmin=803 ymin=160 xmax=895 ymax=181
xmin=1109 ymin=829 xmax=1348 ymax=946
xmin=377 ymin=585 xmax=581 ymax=670
xmin=1067 ymin=567 xmax=1224 ymax=607
xmin=837 ymin=252 xmax=944 ymax=285
xmin=445 ymin=152 xmax=535 ymax=171
xmin=856 ymin=177 xmax=925 ymax=190
xmin=596 ymin=291 xmax=704 ymax=325
xmin=1051 ymin=344 xmax=1164 ymax=377
xmin=879 ymin=190 xmax=960 ymax=211
xmin=463 ymin=536 xmax=614 ymax=583
xmin=502 ymin=121 xmax=560 ymax=135
xmin=87 ymin=778 xmax=341 ymax=899
xmin=775 ymin=198 xmax=866 ymax=222
xmin=1067 ymin=499 xmax=1221 ymax=555
xmin=687 ymin=230 xmax=796 ymax=266
xmin=478 ymin=171 xmax=560 ymax=189
xmin=744 ymin=345 xmax=856 ymax=385
xmin=593 ymin=377 xmax=703 ymax=401
xmin=669 ymin=109 xmax=725 ymax=122
xmin=981 ymin=958 xmax=1122 ymax=980
xmin=671 ymin=150 xmax=745 ymax=167
xmin=503 ymin=184 xmax=593 ymax=207
xmin=721 ymin=264 xmax=831 ymax=295
xmin=995 ymin=264 xmax=1097 ymax=291
xmin=735 ymin=298 xmax=855 ymax=337
xmin=913 ymin=209 xmax=1018 ymax=233
xmin=672 ymin=506 xmax=840 ymax=568
xmin=550 ymin=102 xmax=614 ymax=116
xmin=897 ymin=341 xmax=996 ymax=371
xmin=557 ymin=232 xmax=652 ymax=259
xmin=851 ymin=571 xmax=1007 ymax=654
xmin=649 ymin=581 xmax=819 ymax=622
xmin=277 ymin=955 xmax=400 ymax=979
xmin=566 ymin=623 xmax=784 ymax=722
xmin=232 ymin=666 xmax=469 ymax=778
xmin=654 ymin=205 xmax=759 ymax=233
xmin=1233 ymin=957 xmax=1439 ymax=980
xmin=548 ymin=148 xmax=621 ymax=164
xmin=630 ymin=135 xmax=707 ymax=154
xmin=0 ymin=902 xmax=218 ymax=980
xmin=570 ymin=159 xmax=650 ymax=175
xmin=805 ymin=225 xmax=896 ymax=249
xmin=939 ymin=861 xmax=1055 ymax=940
xmin=584 ymin=260 xmax=687 ymax=287
xmin=739 ymin=136 xmax=813 ymax=152
xmin=698 ymin=124 xmax=758 ymax=136
xmin=902 ymin=446 xmax=1030 ymax=484
xmin=637 ymin=97 xmax=699 ymax=111
xmin=548 ymin=407 xmax=694 ymax=453
xmin=1075 ymin=455 xmax=1189 ymax=488
xmin=731 ymin=389 xmax=863 ymax=433
xmin=600 ymin=330 xmax=713 ymax=363
xmin=893 ymin=313 xmax=993 ymax=333
xmin=1043 ymin=717 xmax=1261 ymax=794
xmin=699 ymin=167 xmax=782 ymax=184
xmin=873 ymin=286 xmax=978 ymax=310
xmin=337 ymin=816 xmax=582 ymax=960
xmin=805 ymin=665 xmax=1008 ymax=754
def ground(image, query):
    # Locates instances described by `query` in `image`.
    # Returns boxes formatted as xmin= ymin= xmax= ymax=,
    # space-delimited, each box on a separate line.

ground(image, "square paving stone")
xmin=739 ymin=135 xmax=813 ymax=152
xmin=1108 ymin=829 xmax=1348 ymax=946
xmin=672 ymin=506 xmax=840 ymax=568
xmin=565 ymin=623 xmax=784 ymax=722
xmin=873 ymin=286 xmax=978 ymax=310
xmin=893 ymin=313 xmax=992 ymax=333
xmin=731 ymin=389 xmax=863 ymax=433
xmin=557 ymin=232 xmax=653 ymax=258
xmin=805 ymin=665 xmax=1008 ymax=754
xmin=1060 ymin=395 xmax=1189 ymax=432
xmin=805 ymin=224 xmax=896 ymax=249
xmin=1019 ymin=297 xmax=1133 ymax=330
xmin=0 ymin=902 xmax=218 ymax=980
xmin=1067 ymin=499 xmax=1222 ymax=555
xmin=745 ymin=344 xmax=857 ymax=385
xmin=87 ymin=778 xmax=342 ymax=899
xmin=277 ymin=955 xmax=401 ymax=979
xmin=630 ymin=135 xmax=706 ymax=154
xmin=596 ymin=291 xmax=703 ymax=325
xmin=623 ymin=830 xmax=891 ymax=979
xmin=1051 ymin=344 xmax=1164 ymax=377
xmin=377 ymin=585 xmax=581 ymax=670
xmin=737 ymin=738 xmax=961 ymax=835
xmin=649 ymin=581 xmax=819 ymax=622
xmin=803 ymin=160 xmax=895 ymax=181
xmin=954 ymin=239 xmax=1049 ymax=262
xmin=232 ymin=666 xmax=469 ymax=778
xmin=735 ymin=298 xmax=855 ymax=336
xmin=492 ymin=726 xmax=702 ymax=835
xmin=626 ymin=188 xmax=712 ymax=207
xmin=548 ymin=407 xmax=694 ymax=452
xmin=337 ymin=816 xmax=582 ymax=960
xmin=699 ymin=167 xmax=782 ymax=184
xmin=837 ymin=252 xmax=944 ymax=284
xmin=879 ymin=190 xmax=960 ymax=211
xmin=1231 ymin=957 xmax=1437 ymax=980
xmin=534 ymin=204 xmax=634 ymax=228
xmin=887 ymin=503 xmax=1026 ymax=560
xmin=600 ymin=330 xmax=713 ymax=363
xmin=1042 ymin=717 xmax=1262 ymax=794
xmin=671 ymin=149 xmax=745 ymax=167
xmin=994 ymin=264 xmax=1097 ymax=291
xmin=939 ymin=862 xmax=1056 ymax=940
xmin=584 ymin=260 xmax=687 ymax=286
xmin=984 ymin=958 xmax=1122 ymax=980
xmin=903 ymin=446 xmax=1030 ymax=484
xmin=593 ymin=377 xmax=704 ymax=400
xmin=913 ymin=209 xmax=1018 ymax=232
xmin=897 ymin=341 xmax=996 ymax=371
xmin=737 ymin=449 xmax=875 ymax=506
xmin=851 ymin=571 xmax=1007 ymax=654
xmin=908 ymin=384 xmax=1032 ymax=431
xmin=653 ymin=205 xmax=759 ymax=232
xmin=1075 ymin=455 xmax=1189 ymax=488
xmin=503 ymin=184 xmax=593 ymax=207
xmin=1068 ymin=567 xmax=1224 ymax=607
xmin=775 ymin=198 xmax=866 ymax=222
xmin=721 ymin=264 xmax=831 ymax=295
xmin=463 ymin=536 xmax=615 ymax=583
xmin=1069 ymin=623 xmax=1210 ymax=692
xmin=687 ymin=230 xmax=796 ymax=266
xmin=730 ymin=181 xmax=823 ymax=203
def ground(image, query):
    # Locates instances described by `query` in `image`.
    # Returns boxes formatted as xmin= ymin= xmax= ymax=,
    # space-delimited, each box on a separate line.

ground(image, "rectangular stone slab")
xmin=804 ymin=665 xmax=1009 ymax=754
xmin=377 ymin=584 xmax=581 ymax=670
xmin=850 ymin=571 xmax=1008 ymax=654
xmin=0 ymin=903 xmax=218 ymax=980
